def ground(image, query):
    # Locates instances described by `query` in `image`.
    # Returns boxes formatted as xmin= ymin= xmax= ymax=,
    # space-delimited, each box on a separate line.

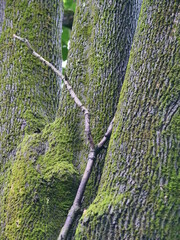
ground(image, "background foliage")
xmin=62 ymin=0 xmax=76 ymax=63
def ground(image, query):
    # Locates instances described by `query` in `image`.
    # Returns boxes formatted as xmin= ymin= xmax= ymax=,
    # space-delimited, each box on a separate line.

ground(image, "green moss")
xmin=0 ymin=0 xmax=61 ymax=163
xmin=24 ymin=109 xmax=48 ymax=134
xmin=4 ymin=118 xmax=80 ymax=239
xmin=0 ymin=0 xmax=63 ymax=238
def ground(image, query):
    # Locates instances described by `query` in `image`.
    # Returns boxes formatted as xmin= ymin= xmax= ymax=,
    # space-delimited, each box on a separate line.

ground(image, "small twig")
xmin=13 ymin=34 xmax=94 ymax=149
xmin=97 ymin=117 xmax=115 ymax=151
xmin=13 ymin=34 xmax=115 ymax=240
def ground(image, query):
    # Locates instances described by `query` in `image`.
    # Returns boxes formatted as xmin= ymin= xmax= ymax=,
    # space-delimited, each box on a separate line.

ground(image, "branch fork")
xmin=13 ymin=34 xmax=115 ymax=240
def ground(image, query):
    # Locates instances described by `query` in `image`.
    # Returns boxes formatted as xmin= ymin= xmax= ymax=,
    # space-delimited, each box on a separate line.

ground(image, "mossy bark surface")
xmin=4 ymin=120 xmax=79 ymax=239
xmin=0 ymin=0 xmax=5 ymax=36
xmin=75 ymin=0 xmax=180 ymax=239
xmin=0 ymin=0 xmax=62 ymax=163
xmin=61 ymin=0 xmax=142 ymax=207
xmin=56 ymin=1 xmax=142 ymax=237
xmin=1 ymin=0 xmax=179 ymax=239
xmin=0 ymin=1 xmax=70 ymax=239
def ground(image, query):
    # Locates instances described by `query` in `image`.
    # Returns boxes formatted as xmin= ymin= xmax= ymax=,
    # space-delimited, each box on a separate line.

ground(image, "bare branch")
xmin=13 ymin=34 xmax=94 ymax=149
xmin=97 ymin=117 xmax=115 ymax=151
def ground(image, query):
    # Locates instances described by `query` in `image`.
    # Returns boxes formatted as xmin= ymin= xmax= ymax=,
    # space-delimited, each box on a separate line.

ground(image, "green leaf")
xmin=62 ymin=26 xmax=70 ymax=44
xmin=63 ymin=0 xmax=76 ymax=12
xmin=62 ymin=26 xmax=70 ymax=61
xmin=62 ymin=45 xmax=68 ymax=61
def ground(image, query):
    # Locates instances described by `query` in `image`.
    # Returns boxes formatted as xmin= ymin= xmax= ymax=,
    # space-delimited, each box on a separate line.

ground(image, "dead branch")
xmin=13 ymin=34 xmax=115 ymax=240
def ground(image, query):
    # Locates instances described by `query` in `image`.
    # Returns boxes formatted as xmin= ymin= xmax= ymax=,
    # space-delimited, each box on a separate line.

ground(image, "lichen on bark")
xmin=0 ymin=0 xmax=62 ymax=162
xmin=0 ymin=0 xmax=5 ymax=36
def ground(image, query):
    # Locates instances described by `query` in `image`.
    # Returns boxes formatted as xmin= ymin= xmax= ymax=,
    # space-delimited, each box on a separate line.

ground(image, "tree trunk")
xmin=56 ymin=0 xmax=142 ymax=237
xmin=0 ymin=0 xmax=62 ymax=163
xmin=64 ymin=0 xmax=142 ymax=206
xmin=1 ymin=0 xmax=179 ymax=239
xmin=0 ymin=0 xmax=5 ymax=36
xmin=75 ymin=0 xmax=180 ymax=239
xmin=0 ymin=1 xmax=66 ymax=239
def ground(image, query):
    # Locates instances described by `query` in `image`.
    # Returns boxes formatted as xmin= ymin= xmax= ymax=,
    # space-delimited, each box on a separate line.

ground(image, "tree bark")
xmin=12 ymin=34 xmax=115 ymax=240
xmin=75 ymin=0 xmax=180 ymax=239
xmin=0 ymin=0 xmax=5 ymax=36
xmin=55 ymin=0 xmax=142 ymax=237
xmin=64 ymin=0 xmax=142 ymax=206
xmin=1 ymin=0 xmax=179 ymax=239
xmin=0 ymin=1 xmax=64 ymax=239
xmin=0 ymin=0 xmax=62 ymax=163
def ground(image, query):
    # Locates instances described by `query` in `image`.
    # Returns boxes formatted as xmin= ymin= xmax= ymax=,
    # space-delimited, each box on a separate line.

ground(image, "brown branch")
xmin=13 ymin=34 xmax=115 ymax=240
xmin=13 ymin=34 xmax=94 ymax=149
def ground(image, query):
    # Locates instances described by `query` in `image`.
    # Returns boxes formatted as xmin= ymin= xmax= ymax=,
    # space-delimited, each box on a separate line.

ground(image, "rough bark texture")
xmin=0 ymin=0 xmax=62 ymax=163
xmin=0 ymin=1 xmax=72 ymax=239
xmin=62 ymin=0 xmax=142 ymax=207
xmin=54 ymin=0 xmax=142 ymax=237
xmin=0 ymin=0 xmax=5 ymax=36
xmin=75 ymin=0 xmax=180 ymax=239
xmin=1 ymin=0 xmax=179 ymax=239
